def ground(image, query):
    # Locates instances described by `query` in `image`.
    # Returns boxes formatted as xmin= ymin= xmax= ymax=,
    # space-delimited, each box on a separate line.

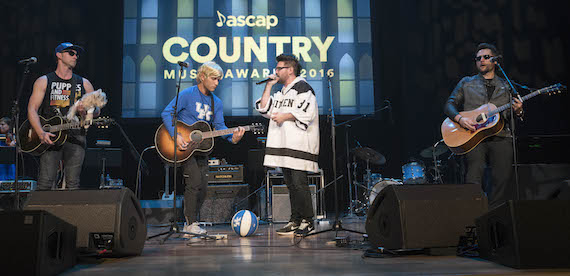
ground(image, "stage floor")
xmin=63 ymin=218 xmax=569 ymax=275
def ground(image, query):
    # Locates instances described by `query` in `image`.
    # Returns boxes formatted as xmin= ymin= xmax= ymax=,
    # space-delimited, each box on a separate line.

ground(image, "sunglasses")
xmin=475 ymin=55 xmax=493 ymax=61
xmin=62 ymin=50 xmax=79 ymax=57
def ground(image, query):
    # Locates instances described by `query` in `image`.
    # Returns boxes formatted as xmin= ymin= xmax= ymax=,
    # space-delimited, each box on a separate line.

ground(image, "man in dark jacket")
xmin=444 ymin=43 xmax=523 ymax=208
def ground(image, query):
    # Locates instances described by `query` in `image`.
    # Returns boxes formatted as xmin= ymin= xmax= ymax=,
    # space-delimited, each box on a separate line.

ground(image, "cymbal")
xmin=420 ymin=143 xmax=449 ymax=158
xmin=352 ymin=147 xmax=386 ymax=165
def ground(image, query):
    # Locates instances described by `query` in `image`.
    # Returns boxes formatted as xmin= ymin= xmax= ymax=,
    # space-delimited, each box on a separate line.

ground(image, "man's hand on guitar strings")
xmin=459 ymin=117 xmax=477 ymax=132
xmin=40 ymin=131 xmax=56 ymax=145
xmin=177 ymin=135 xmax=189 ymax=151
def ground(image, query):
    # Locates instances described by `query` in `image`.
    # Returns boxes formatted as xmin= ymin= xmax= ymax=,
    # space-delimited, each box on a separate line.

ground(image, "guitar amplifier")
xmin=208 ymin=165 xmax=244 ymax=183
xmin=200 ymin=184 xmax=248 ymax=223
xmin=266 ymin=169 xmax=326 ymax=220
xmin=0 ymin=180 xmax=37 ymax=193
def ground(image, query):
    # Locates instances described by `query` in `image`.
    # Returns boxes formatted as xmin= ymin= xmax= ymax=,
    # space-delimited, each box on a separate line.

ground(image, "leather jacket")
xmin=444 ymin=74 xmax=515 ymax=137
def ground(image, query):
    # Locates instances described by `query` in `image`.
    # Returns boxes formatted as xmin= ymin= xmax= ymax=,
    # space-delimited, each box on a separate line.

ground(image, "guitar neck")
xmin=487 ymin=88 xmax=545 ymax=117
xmin=45 ymin=119 xmax=94 ymax=132
xmin=202 ymin=125 xmax=251 ymax=139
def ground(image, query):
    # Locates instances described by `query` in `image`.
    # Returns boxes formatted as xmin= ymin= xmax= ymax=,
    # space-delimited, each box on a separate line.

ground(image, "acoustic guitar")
xmin=154 ymin=120 xmax=264 ymax=163
xmin=18 ymin=116 xmax=112 ymax=156
xmin=441 ymin=83 xmax=565 ymax=155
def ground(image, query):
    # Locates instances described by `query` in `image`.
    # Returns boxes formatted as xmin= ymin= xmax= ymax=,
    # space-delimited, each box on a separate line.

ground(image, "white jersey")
xmin=255 ymin=77 xmax=319 ymax=172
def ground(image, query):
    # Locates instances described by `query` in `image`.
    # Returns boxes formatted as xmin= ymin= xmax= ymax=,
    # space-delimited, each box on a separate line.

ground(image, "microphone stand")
xmin=494 ymin=61 xmax=521 ymax=200
xmin=344 ymin=125 xmax=356 ymax=218
xmin=12 ymin=61 xmax=33 ymax=210
xmin=148 ymin=63 xmax=207 ymax=243
xmin=306 ymin=78 xmax=364 ymax=238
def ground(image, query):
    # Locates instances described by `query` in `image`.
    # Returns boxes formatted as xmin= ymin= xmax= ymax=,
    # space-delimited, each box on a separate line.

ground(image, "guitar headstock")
xmin=250 ymin=123 xmax=266 ymax=135
xmin=541 ymin=83 xmax=566 ymax=96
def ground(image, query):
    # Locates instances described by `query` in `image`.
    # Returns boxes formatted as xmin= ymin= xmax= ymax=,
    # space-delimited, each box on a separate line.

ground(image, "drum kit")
xmin=348 ymin=140 xmax=452 ymax=216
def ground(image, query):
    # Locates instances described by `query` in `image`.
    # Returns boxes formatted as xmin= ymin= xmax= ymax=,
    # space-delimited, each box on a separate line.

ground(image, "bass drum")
xmin=369 ymin=179 xmax=402 ymax=205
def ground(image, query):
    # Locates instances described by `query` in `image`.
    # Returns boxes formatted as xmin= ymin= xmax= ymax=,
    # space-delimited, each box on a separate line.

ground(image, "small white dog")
xmin=66 ymin=89 xmax=108 ymax=128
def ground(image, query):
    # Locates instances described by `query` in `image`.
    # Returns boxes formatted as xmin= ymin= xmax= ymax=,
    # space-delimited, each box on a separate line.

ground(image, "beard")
xmin=478 ymin=65 xmax=494 ymax=74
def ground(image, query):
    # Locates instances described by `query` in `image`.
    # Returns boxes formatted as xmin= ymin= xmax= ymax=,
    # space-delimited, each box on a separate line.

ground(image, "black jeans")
xmin=464 ymin=136 xmax=514 ymax=208
xmin=282 ymin=168 xmax=314 ymax=223
xmin=182 ymin=155 xmax=209 ymax=223
xmin=38 ymin=135 xmax=86 ymax=190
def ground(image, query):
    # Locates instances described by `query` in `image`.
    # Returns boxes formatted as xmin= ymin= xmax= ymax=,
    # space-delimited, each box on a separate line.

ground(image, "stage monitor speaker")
xmin=271 ymin=184 xmax=317 ymax=223
xmin=24 ymin=187 xmax=146 ymax=256
xmin=0 ymin=210 xmax=77 ymax=276
xmin=366 ymin=184 xmax=488 ymax=250
xmin=476 ymin=200 xmax=570 ymax=268
xmin=200 ymin=184 xmax=248 ymax=223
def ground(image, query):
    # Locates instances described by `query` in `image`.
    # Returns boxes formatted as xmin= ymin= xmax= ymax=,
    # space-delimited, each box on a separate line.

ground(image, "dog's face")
xmin=81 ymin=90 xmax=108 ymax=108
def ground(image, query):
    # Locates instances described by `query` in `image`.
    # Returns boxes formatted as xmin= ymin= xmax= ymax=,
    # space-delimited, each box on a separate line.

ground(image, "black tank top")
xmin=40 ymin=72 xmax=86 ymax=118
xmin=40 ymin=72 xmax=87 ymax=140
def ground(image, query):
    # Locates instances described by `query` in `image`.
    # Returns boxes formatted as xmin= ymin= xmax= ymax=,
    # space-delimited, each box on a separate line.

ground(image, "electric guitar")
xmin=441 ymin=83 xmax=566 ymax=155
xmin=154 ymin=120 xmax=264 ymax=163
xmin=18 ymin=116 xmax=113 ymax=156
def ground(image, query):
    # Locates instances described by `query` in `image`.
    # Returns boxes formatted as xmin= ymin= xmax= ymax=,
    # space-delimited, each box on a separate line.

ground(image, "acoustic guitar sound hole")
xmin=190 ymin=131 xmax=203 ymax=142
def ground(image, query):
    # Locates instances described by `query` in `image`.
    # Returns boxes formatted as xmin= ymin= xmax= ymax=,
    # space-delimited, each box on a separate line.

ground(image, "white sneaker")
xmin=294 ymin=219 xmax=315 ymax=236
xmin=184 ymin=222 xmax=207 ymax=235
xmin=276 ymin=221 xmax=300 ymax=235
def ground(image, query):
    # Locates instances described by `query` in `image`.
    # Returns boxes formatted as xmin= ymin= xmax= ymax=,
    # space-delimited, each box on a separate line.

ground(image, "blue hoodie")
xmin=161 ymin=85 xmax=232 ymax=142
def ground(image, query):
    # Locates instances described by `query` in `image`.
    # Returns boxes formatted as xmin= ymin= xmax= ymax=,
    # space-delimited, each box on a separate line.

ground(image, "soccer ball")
xmin=231 ymin=210 xmax=258 ymax=237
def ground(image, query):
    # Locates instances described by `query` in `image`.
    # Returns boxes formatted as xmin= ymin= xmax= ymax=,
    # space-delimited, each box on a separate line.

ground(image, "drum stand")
xmin=344 ymin=128 xmax=357 ymax=218
xmin=347 ymin=154 xmax=379 ymax=216
xmin=432 ymin=140 xmax=444 ymax=184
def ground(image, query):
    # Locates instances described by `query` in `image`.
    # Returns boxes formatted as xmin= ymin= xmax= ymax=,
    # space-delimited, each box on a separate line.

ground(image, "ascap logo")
xmin=216 ymin=10 xmax=278 ymax=30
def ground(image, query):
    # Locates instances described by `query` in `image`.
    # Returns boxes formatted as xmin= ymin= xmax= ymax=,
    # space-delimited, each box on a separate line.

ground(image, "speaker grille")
xmin=366 ymin=184 xmax=487 ymax=249
xmin=24 ymin=188 xmax=146 ymax=256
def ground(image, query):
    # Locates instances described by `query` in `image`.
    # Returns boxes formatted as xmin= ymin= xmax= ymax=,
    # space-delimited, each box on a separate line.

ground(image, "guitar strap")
xmin=70 ymin=74 xmax=78 ymax=108
xmin=209 ymin=92 xmax=215 ymax=129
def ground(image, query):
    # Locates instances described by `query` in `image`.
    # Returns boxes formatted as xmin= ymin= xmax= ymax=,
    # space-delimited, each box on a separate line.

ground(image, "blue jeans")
xmin=38 ymin=135 xmax=86 ymax=190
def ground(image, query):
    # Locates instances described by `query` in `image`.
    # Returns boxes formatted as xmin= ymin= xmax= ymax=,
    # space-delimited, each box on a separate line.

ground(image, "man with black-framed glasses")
xmin=27 ymin=42 xmax=98 ymax=190
xmin=255 ymin=54 xmax=320 ymax=236
xmin=444 ymin=43 xmax=524 ymax=208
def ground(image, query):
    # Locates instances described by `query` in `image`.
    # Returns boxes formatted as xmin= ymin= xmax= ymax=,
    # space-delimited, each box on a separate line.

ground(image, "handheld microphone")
xmin=18 ymin=57 xmax=37 ymax=64
xmin=490 ymin=55 xmax=502 ymax=62
xmin=256 ymin=77 xmax=275 ymax=85
xmin=178 ymin=61 xmax=189 ymax=68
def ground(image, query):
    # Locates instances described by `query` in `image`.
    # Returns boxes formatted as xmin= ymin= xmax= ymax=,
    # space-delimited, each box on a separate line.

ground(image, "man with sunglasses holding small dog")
xmin=27 ymin=42 xmax=98 ymax=190
xmin=444 ymin=43 xmax=524 ymax=209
